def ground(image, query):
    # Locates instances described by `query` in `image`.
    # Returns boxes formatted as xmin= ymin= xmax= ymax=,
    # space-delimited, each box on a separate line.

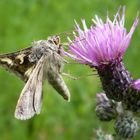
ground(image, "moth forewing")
xmin=0 ymin=47 xmax=34 ymax=82
xmin=15 ymin=56 xmax=46 ymax=120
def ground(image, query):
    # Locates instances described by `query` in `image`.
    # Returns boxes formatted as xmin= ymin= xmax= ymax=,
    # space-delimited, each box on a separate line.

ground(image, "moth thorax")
xmin=29 ymin=40 xmax=53 ymax=62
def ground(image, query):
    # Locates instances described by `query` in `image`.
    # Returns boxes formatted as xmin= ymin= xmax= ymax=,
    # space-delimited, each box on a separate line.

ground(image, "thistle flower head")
xmin=95 ymin=93 xmax=117 ymax=121
xmin=115 ymin=115 xmax=139 ymax=138
xmin=94 ymin=128 xmax=114 ymax=140
xmin=67 ymin=7 xmax=138 ymax=67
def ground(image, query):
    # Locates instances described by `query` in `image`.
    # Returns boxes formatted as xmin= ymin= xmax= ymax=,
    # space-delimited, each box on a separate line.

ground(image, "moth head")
xmin=47 ymin=35 xmax=64 ymax=56
xmin=48 ymin=35 xmax=60 ymax=46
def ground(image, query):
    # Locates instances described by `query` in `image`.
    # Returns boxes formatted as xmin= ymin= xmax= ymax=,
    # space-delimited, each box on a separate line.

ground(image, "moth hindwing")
xmin=0 ymin=35 xmax=70 ymax=120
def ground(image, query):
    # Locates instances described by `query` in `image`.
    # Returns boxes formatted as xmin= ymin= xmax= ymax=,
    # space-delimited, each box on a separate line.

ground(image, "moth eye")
xmin=54 ymin=40 xmax=58 ymax=45
xmin=48 ymin=36 xmax=60 ymax=45
xmin=52 ymin=35 xmax=60 ymax=45
xmin=55 ymin=36 xmax=60 ymax=45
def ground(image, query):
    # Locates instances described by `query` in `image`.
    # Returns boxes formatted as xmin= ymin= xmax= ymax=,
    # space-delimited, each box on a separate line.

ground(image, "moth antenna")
xmin=54 ymin=30 xmax=86 ymax=47
xmin=70 ymin=38 xmax=86 ymax=44
xmin=57 ymin=32 xmax=74 ymax=37
xmin=61 ymin=38 xmax=86 ymax=50
xmin=56 ymin=29 xmax=78 ymax=37
xmin=62 ymin=72 xmax=98 ymax=80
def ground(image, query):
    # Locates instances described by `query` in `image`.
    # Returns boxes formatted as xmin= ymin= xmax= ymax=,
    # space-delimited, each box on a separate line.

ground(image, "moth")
xmin=0 ymin=35 xmax=70 ymax=120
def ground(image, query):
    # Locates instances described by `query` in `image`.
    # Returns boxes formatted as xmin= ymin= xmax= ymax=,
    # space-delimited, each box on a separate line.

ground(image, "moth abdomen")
xmin=47 ymin=71 xmax=70 ymax=101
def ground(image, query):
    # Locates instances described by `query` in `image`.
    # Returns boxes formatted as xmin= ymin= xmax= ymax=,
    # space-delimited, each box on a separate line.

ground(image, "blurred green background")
xmin=0 ymin=0 xmax=140 ymax=140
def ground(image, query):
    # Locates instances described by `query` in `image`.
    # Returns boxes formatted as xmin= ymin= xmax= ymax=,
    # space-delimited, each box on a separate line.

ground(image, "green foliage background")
xmin=0 ymin=0 xmax=140 ymax=140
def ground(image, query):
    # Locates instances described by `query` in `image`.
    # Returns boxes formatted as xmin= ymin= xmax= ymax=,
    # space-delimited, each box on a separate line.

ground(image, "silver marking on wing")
xmin=15 ymin=56 xmax=46 ymax=120
xmin=0 ymin=58 xmax=14 ymax=66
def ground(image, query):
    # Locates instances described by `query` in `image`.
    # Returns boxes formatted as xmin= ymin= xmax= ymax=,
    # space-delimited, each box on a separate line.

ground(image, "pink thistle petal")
xmin=131 ymin=79 xmax=140 ymax=90
xmin=67 ymin=7 xmax=139 ymax=67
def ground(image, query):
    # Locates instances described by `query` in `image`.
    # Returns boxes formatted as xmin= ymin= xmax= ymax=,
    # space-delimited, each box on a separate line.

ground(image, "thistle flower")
xmin=66 ymin=7 xmax=139 ymax=101
xmin=132 ymin=79 xmax=140 ymax=90
xmin=94 ymin=128 xmax=114 ymax=140
xmin=67 ymin=7 xmax=138 ymax=67
xmin=123 ymin=79 xmax=140 ymax=112
xmin=115 ymin=114 xmax=139 ymax=139
xmin=95 ymin=93 xmax=117 ymax=121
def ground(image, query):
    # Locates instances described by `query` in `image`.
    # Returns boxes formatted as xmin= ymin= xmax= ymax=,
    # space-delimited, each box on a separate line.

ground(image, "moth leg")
xmin=62 ymin=72 xmax=97 ymax=80
xmin=54 ymin=52 xmax=69 ymax=64
xmin=62 ymin=72 xmax=77 ymax=80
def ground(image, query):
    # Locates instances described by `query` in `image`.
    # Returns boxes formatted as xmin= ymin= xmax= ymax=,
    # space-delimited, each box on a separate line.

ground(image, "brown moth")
xmin=0 ymin=35 xmax=70 ymax=120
